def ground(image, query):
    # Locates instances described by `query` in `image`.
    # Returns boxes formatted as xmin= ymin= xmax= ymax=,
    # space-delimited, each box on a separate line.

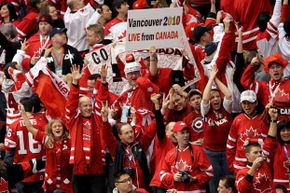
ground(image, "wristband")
xmin=270 ymin=120 xmax=277 ymax=123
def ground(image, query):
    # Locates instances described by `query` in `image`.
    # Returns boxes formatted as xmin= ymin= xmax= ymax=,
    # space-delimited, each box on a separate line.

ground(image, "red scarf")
xmin=82 ymin=118 xmax=92 ymax=164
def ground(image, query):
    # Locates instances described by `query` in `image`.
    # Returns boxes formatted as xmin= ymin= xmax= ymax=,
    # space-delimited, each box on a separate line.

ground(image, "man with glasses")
xmin=241 ymin=53 xmax=289 ymax=108
xmin=113 ymin=171 xmax=148 ymax=193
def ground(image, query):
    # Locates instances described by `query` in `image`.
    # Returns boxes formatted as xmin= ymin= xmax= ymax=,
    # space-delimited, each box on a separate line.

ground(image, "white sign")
xmin=126 ymin=7 xmax=183 ymax=51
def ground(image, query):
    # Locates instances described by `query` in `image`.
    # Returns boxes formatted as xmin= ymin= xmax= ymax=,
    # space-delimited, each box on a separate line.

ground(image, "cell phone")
xmin=120 ymin=106 xmax=131 ymax=123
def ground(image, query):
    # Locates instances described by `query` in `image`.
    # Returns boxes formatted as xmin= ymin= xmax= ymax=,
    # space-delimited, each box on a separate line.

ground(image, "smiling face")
xmin=0 ymin=5 xmax=9 ymax=19
xmin=118 ymin=124 xmax=135 ymax=144
xmin=51 ymin=121 xmax=64 ymax=140
xmin=79 ymin=96 xmax=93 ymax=117
xmin=280 ymin=128 xmax=290 ymax=143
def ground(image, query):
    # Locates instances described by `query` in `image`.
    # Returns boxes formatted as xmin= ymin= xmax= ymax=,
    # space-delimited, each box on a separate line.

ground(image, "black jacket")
xmin=46 ymin=44 xmax=83 ymax=75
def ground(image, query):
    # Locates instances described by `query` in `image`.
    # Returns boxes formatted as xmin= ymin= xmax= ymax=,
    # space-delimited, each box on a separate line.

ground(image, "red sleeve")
xmin=281 ymin=5 xmax=288 ymax=23
xmin=65 ymin=85 xmax=80 ymax=129
xmin=34 ymin=130 xmax=46 ymax=144
xmin=135 ymin=77 xmax=160 ymax=95
xmin=236 ymin=169 xmax=254 ymax=193
xmin=194 ymin=146 xmax=213 ymax=186
xmin=21 ymin=58 xmax=31 ymax=71
xmin=240 ymin=64 xmax=260 ymax=90
xmin=16 ymin=11 xmax=38 ymax=39
xmin=262 ymin=137 xmax=277 ymax=157
xmin=160 ymin=152 xmax=175 ymax=189
xmin=79 ymin=66 xmax=91 ymax=89
xmin=216 ymin=32 xmax=234 ymax=79
xmin=139 ymin=120 xmax=157 ymax=151
xmin=226 ymin=119 xmax=238 ymax=171
xmin=101 ymin=121 xmax=117 ymax=159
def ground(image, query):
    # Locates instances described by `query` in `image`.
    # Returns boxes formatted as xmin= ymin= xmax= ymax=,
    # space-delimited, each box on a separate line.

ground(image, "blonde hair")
xmin=45 ymin=118 xmax=69 ymax=148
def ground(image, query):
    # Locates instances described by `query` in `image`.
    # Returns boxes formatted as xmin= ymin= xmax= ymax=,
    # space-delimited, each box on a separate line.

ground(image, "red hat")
xmin=133 ymin=0 xmax=148 ymax=9
xmin=264 ymin=53 xmax=288 ymax=73
xmin=185 ymin=22 xmax=199 ymax=39
xmin=125 ymin=53 xmax=135 ymax=63
xmin=173 ymin=121 xmax=188 ymax=133
xmin=39 ymin=15 xmax=53 ymax=26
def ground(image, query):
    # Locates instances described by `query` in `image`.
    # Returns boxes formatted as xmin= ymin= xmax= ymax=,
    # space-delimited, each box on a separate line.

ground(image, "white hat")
xmin=240 ymin=90 xmax=257 ymax=103
xmin=124 ymin=61 xmax=140 ymax=74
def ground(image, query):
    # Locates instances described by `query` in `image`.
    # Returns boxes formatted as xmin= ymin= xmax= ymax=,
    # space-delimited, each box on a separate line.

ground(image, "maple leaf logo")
xmin=173 ymin=159 xmax=192 ymax=172
xmin=240 ymin=127 xmax=259 ymax=143
xmin=253 ymin=172 xmax=273 ymax=193
xmin=117 ymin=30 xmax=126 ymax=40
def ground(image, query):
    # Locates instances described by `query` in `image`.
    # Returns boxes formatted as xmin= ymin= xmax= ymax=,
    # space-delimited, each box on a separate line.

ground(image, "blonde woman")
xmin=20 ymin=105 xmax=72 ymax=193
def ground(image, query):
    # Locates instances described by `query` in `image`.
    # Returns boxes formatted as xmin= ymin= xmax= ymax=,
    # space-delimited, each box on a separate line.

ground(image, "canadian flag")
xmin=26 ymin=57 xmax=69 ymax=119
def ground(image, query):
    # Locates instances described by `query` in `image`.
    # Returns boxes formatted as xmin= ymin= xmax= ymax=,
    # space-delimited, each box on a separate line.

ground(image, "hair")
xmin=30 ymin=0 xmax=43 ymax=9
xmin=30 ymin=93 xmax=42 ymax=113
xmin=112 ymin=0 xmax=127 ymax=11
xmin=275 ymin=184 xmax=287 ymax=193
xmin=284 ymin=16 xmax=290 ymax=38
xmin=67 ymin=0 xmax=78 ymax=10
xmin=114 ymin=170 xmax=130 ymax=182
xmin=277 ymin=120 xmax=290 ymax=145
xmin=20 ymin=97 xmax=34 ymax=113
xmin=3 ymin=61 xmax=18 ymax=79
xmin=86 ymin=24 xmax=105 ymax=40
xmin=117 ymin=123 xmax=131 ymax=135
xmin=88 ymin=74 xmax=100 ymax=81
xmin=45 ymin=118 xmax=69 ymax=148
xmin=0 ymin=2 xmax=17 ymax=22
xmin=245 ymin=142 xmax=261 ymax=154
xmin=257 ymin=12 xmax=271 ymax=32
xmin=220 ymin=175 xmax=238 ymax=193
xmin=0 ymin=23 xmax=17 ymax=39
xmin=100 ymin=4 xmax=109 ymax=12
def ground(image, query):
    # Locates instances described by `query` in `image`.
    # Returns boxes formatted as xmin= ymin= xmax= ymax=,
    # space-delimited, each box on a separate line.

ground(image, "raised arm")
xmin=19 ymin=104 xmax=38 ymax=136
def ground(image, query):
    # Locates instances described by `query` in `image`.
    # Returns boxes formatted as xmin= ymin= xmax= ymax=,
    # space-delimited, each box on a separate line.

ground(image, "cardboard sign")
xmin=126 ymin=7 xmax=183 ymax=51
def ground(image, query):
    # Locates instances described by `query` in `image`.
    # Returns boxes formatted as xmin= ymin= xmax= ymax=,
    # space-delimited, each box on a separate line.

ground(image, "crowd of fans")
xmin=0 ymin=0 xmax=289 ymax=193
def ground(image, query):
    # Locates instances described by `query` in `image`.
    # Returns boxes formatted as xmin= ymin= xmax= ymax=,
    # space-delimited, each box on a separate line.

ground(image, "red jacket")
xmin=160 ymin=144 xmax=213 ymax=191
xmin=226 ymin=113 xmax=268 ymax=172
xmin=35 ymin=131 xmax=73 ymax=193
xmin=16 ymin=8 xmax=39 ymax=40
xmin=65 ymin=84 xmax=105 ymax=175
xmin=263 ymin=137 xmax=290 ymax=191
xmin=236 ymin=164 xmax=274 ymax=193
xmin=241 ymin=64 xmax=290 ymax=109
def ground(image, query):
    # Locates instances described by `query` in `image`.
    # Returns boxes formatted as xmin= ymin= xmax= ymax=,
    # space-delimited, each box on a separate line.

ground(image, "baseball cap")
xmin=264 ymin=53 xmax=288 ymax=73
xmin=192 ymin=25 xmax=212 ymax=43
xmin=173 ymin=121 xmax=188 ymax=133
xmin=188 ymin=89 xmax=202 ymax=98
xmin=205 ymin=42 xmax=218 ymax=56
xmin=240 ymin=90 xmax=257 ymax=103
xmin=50 ymin=28 xmax=67 ymax=38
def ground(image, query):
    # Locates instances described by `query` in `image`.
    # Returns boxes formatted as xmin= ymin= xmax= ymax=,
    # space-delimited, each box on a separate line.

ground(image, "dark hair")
xmin=220 ymin=175 xmax=238 ymax=193
xmin=0 ymin=2 xmax=17 ymax=22
xmin=88 ymin=74 xmax=100 ymax=81
xmin=117 ymin=123 xmax=131 ymax=135
xmin=30 ymin=93 xmax=42 ymax=113
xmin=3 ymin=62 xmax=18 ymax=79
xmin=114 ymin=170 xmax=130 ymax=182
xmin=257 ymin=12 xmax=271 ymax=32
xmin=112 ymin=0 xmax=127 ymax=11
xmin=277 ymin=120 xmax=290 ymax=144
xmin=20 ymin=97 xmax=34 ymax=113
xmin=245 ymin=142 xmax=260 ymax=154
xmin=284 ymin=16 xmax=290 ymax=38
xmin=275 ymin=184 xmax=287 ymax=193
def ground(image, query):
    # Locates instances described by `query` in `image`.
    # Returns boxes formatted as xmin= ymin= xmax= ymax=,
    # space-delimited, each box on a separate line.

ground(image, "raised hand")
xmin=21 ymin=39 xmax=29 ymax=51
xmin=209 ymin=64 xmax=218 ymax=80
xmin=100 ymin=64 xmax=108 ymax=83
xmin=70 ymin=64 xmax=82 ymax=84
xmin=268 ymin=106 xmax=278 ymax=121
xmin=101 ymin=101 xmax=109 ymax=122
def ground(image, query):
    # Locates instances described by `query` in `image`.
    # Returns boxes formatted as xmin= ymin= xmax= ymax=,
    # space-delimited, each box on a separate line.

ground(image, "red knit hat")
xmin=133 ymin=0 xmax=148 ymax=9
xmin=264 ymin=53 xmax=288 ymax=73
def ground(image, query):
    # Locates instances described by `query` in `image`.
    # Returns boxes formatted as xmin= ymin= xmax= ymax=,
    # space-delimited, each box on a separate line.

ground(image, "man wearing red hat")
xmin=241 ymin=53 xmax=290 ymax=116
xmin=160 ymin=121 xmax=213 ymax=192
xmin=20 ymin=15 xmax=53 ymax=71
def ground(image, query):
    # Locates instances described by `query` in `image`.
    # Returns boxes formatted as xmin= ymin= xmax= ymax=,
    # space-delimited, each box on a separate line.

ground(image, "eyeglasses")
xmin=116 ymin=177 xmax=132 ymax=183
